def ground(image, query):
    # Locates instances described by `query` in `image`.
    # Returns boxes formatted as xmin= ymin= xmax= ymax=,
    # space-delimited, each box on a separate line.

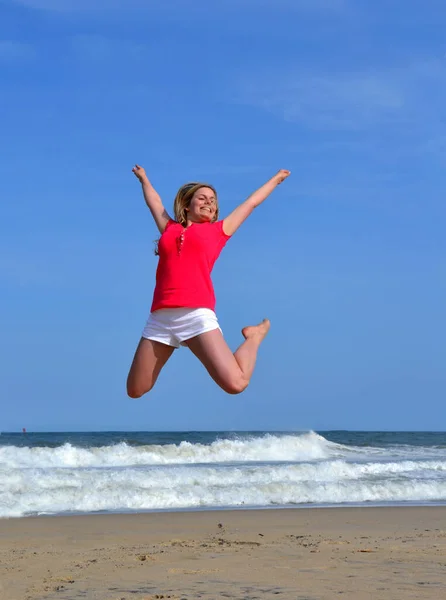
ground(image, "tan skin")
xmin=127 ymin=166 xmax=291 ymax=397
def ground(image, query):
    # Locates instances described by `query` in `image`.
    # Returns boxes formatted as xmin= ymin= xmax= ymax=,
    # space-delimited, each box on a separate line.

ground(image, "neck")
xmin=186 ymin=216 xmax=207 ymax=227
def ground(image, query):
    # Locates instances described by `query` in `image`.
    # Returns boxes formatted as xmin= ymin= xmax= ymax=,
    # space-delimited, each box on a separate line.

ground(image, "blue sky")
xmin=1 ymin=0 xmax=445 ymax=432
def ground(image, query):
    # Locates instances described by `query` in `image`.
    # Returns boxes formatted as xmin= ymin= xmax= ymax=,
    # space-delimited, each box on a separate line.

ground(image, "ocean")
xmin=1 ymin=430 xmax=446 ymax=518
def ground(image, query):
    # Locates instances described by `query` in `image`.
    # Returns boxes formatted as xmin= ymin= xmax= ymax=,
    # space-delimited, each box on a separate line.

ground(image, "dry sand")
xmin=1 ymin=507 xmax=446 ymax=600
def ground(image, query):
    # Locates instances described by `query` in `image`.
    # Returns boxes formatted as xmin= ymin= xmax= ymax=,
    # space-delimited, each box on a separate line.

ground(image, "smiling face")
xmin=186 ymin=186 xmax=218 ymax=224
xmin=173 ymin=182 xmax=219 ymax=226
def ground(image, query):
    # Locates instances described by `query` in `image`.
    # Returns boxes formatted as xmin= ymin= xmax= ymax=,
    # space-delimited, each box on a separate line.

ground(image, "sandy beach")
xmin=1 ymin=507 xmax=446 ymax=600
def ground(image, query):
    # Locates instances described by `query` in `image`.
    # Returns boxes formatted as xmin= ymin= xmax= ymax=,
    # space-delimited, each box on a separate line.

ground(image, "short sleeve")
xmin=164 ymin=219 xmax=177 ymax=231
xmin=208 ymin=221 xmax=231 ymax=263
xmin=214 ymin=220 xmax=231 ymax=240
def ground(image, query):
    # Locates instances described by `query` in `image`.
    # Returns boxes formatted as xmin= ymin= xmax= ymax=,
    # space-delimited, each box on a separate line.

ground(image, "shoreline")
xmin=4 ymin=499 xmax=446 ymax=521
xmin=2 ymin=506 xmax=446 ymax=599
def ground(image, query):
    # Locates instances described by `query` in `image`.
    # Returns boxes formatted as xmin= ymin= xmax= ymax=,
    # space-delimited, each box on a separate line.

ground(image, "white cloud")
xmin=232 ymin=59 xmax=446 ymax=133
xmin=218 ymin=0 xmax=346 ymax=12
xmin=239 ymin=73 xmax=403 ymax=130
xmin=11 ymin=0 xmax=345 ymax=14
xmin=70 ymin=34 xmax=147 ymax=62
xmin=0 ymin=254 xmax=52 ymax=287
xmin=11 ymin=0 xmax=119 ymax=11
xmin=0 ymin=40 xmax=35 ymax=61
xmin=183 ymin=165 xmax=263 ymax=176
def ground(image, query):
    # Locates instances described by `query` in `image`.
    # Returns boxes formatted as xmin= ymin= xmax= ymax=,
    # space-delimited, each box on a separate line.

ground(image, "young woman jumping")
xmin=127 ymin=166 xmax=291 ymax=397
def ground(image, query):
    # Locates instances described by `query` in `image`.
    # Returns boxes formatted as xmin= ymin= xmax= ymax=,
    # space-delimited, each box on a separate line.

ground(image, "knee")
xmin=224 ymin=377 xmax=249 ymax=395
xmin=126 ymin=381 xmax=152 ymax=399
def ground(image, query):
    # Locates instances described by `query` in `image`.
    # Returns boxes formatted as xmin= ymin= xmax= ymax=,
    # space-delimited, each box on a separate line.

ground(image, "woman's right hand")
xmin=132 ymin=164 xmax=149 ymax=183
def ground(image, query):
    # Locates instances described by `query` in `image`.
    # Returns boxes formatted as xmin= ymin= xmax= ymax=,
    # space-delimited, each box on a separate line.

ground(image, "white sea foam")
xmin=2 ymin=432 xmax=446 ymax=518
xmin=0 ymin=432 xmax=337 ymax=469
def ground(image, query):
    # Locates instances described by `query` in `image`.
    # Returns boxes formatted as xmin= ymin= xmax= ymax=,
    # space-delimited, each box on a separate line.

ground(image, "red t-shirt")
xmin=151 ymin=219 xmax=231 ymax=312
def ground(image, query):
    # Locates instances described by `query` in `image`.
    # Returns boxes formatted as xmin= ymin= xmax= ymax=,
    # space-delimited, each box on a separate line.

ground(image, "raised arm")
xmin=222 ymin=169 xmax=291 ymax=236
xmin=132 ymin=164 xmax=171 ymax=234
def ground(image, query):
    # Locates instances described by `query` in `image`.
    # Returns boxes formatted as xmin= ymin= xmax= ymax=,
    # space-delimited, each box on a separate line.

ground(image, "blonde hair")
xmin=173 ymin=182 xmax=219 ymax=226
xmin=154 ymin=182 xmax=219 ymax=255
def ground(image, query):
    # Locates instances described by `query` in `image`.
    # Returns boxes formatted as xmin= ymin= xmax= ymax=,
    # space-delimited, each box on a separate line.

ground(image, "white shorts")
xmin=142 ymin=308 xmax=221 ymax=349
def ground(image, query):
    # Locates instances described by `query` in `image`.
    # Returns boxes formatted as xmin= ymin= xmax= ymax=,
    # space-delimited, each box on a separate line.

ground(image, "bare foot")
xmin=241 ymin=318 xmax=270 ymax=342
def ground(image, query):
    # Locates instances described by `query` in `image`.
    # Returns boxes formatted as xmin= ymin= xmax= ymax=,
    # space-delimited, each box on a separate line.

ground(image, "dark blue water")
xmin=2 ymin=430 xmax=446 ymax=449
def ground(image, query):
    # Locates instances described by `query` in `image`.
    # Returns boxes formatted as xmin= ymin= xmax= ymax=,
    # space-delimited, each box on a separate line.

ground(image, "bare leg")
xmin=127 ymin=338 xmax=175 ymax=398
xmin=184 ymin=319 xmax=270 ymax=394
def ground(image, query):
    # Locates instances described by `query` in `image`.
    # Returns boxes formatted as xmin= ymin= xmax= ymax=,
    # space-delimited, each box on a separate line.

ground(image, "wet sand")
xmin=1 ymin=507 xmax=446 ymax=600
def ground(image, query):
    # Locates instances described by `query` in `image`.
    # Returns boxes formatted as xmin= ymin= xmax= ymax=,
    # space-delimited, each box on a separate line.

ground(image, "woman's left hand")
xmin=274 ymin=169 xmax=291 ymax=184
